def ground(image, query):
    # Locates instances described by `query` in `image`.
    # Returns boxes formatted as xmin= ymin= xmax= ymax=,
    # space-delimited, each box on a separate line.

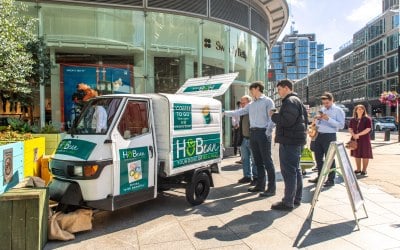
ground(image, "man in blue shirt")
xmin=225 ymin=81 xmax=276 ymax=196
xmin=308 ymin=92 xmax=345 ymax=187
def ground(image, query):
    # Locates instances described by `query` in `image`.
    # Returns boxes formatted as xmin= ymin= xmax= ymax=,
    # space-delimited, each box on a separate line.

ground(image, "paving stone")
xmin=140 ymin=240 xmax=195 ymax=250
xmin=369 ymin=223 xmax=400 ymax=241
xmin=207 ymin=243 xmax=251 ymax=250
xmin=240 ymin=228 xmax=294 ymax=250
xmin=341 ymin=227 xmax=400 ymax=249
xmin=180 ymin=217 xmax=243 ymax=249
xmin=136 ymin=215 xmax=188 ymax=245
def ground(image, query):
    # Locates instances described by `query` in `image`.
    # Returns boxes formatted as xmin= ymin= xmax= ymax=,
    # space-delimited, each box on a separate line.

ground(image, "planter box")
xmin=0 ymin=187 xmax=48 ymax=250
xmin=23 ymin=137 xmax=45 ymax=178
xmin=33 ymin=133 xmax=65 ymax=155
xmin=0 ymin=142 xmax=24 ymax=195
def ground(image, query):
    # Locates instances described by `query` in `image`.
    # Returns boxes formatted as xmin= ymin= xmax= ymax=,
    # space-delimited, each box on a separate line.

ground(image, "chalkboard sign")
xmin=308 ymin=142 xmax=368 ymax=229
xmin=337 ymin=143 xmax=364 ymax=210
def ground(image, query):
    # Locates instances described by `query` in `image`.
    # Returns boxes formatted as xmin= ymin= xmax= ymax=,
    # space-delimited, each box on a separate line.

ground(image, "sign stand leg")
xmin=307 ymin=155 xmax=334 ymax=220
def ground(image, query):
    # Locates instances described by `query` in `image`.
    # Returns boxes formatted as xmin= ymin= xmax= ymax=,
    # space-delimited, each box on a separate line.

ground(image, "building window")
xmin=386 ymin=33 xmax=398 ymax=52
xmin=368 ymin=40 xmax=383 ymax=60
xmin=353 ymin=29 xmax=366 ymax=49
xmin=353 ymin=66 xmax=366 ymax=84
xmin=387 ymin=55 xmax=398 ymax=74
xmin=386 ymin=77 xmax=399 ymax=92
xmin=367 ymin=81 xmax=383 ymax=99
xmin=367 ymin=60 xmax=383 ymax=80
xmin=154 ymin=57 xmax=180 ymax=93
xmin=392 ymin=14 xmax=399 ymax=29
xmin=352 ymin=49 xmax=366 ymax=65
xmin=367 ymin=19 xmax=385 ymax=41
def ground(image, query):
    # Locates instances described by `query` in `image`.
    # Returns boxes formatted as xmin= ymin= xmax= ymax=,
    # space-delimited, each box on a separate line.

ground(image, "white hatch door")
xmin=175 ymin=72 xmax=239 ymax=98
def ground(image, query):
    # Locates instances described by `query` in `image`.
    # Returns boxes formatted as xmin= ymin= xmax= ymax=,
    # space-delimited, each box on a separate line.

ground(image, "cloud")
xmin=347 ymin=0 xmax=382 ymax=24
xmin=290 ymin=0 xmax=306 ymax=9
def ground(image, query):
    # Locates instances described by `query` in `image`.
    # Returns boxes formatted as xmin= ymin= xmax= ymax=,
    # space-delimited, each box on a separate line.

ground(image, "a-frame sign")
xmin=307 ymin=142 xmax=368 ymax=230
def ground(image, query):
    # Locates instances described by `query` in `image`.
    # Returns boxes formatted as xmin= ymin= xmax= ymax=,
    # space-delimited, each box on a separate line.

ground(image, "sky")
xmin=278 ymin=0 xmax=383 ymax=64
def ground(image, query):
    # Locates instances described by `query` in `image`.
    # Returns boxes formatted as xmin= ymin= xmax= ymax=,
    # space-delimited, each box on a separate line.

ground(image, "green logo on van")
xmin=55 ymin=139 xmax=96 ymax=160
xmin=183 ymin=83 xmax=223 ymax=93
xmin=174 ymin=103 xmax=192 ymax=130
xmin=186 ymin=139 xmax=196 ymax=157
xmin=173 ymin=133 xmax=220 ymax=168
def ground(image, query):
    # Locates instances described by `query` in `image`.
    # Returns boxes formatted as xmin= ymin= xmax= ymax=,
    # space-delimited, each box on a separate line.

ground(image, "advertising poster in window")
xmin=61 ymin=65 xmax=133 ymax=130
xmin=119 ymin=146 xmax=149 ymax=194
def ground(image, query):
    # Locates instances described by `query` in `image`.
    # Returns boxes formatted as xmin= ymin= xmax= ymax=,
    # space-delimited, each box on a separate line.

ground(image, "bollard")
xmin=370 ymin=121 xmax=375 ymax=140
xmin=384 ymin=129 xmax=391 ymax=141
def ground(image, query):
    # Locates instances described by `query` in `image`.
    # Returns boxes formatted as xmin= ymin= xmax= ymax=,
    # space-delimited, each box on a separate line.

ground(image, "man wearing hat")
xmin=308 ymin=92 xmax=345 ymax=187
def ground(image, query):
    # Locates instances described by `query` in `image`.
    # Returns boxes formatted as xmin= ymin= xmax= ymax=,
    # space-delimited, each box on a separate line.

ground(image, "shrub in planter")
xmin=32 ymin=122 xmax=65 ymax=155
xmin=0 ymin=120 xmax=45 ymax=178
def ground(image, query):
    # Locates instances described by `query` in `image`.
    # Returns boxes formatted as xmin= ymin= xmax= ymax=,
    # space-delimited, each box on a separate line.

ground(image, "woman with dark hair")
xmin=348 ymin=104 xmax=373 ymax=176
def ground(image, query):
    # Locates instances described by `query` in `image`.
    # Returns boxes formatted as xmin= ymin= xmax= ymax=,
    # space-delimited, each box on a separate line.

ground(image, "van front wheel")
xmin=185 ymin=172 xmax=210 ymax=206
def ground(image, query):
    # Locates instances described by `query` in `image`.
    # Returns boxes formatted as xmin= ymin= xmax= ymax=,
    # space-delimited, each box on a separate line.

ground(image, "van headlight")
xmin=68 ymin=165 xmax=99 ymax=177
xmin=73 ymin=166 xmax=83 ymax=176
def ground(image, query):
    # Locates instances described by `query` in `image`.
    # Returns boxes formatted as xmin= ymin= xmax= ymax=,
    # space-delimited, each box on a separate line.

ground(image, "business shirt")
xmin=225 ymin=95 xmax=275 ymax=136
xmin=231 ymin=108 xmax=240 ymax=128
xmin=92 ymin=106 xmax=108 ymax=133
xmin=317 ymin=103 xmax=345 ymax=133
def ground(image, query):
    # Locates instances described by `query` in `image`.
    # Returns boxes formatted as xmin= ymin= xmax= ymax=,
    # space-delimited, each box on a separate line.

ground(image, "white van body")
xmin=49 ymin=73 xmax=237 ymax=211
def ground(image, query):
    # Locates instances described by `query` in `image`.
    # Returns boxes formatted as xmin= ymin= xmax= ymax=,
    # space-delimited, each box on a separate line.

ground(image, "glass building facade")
xmin=270 ymin=33 xmax=325 ymax=82
xmin=15 ymin=0 xmax=289 ymax=135
xmin=295 ymin=5 xmax=399 ymax=116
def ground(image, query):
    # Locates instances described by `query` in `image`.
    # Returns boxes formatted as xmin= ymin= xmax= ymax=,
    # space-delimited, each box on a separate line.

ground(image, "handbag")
xmin=345 ymin=118 xmax=360 ymax=150
xmin=308 ymin=120 xmax=318 ymax=139
xmin=345 ymin=140 xmax=358 ymax=150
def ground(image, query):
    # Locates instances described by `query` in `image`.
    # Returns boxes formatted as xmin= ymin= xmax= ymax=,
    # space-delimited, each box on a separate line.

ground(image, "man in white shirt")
xmin=232 ymin=101 xmax=241 ymax=156
xmin=92 ymin=105 xmax=108 ymax=133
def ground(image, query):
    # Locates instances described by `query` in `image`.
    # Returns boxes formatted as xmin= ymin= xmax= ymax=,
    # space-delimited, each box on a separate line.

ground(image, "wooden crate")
xmin=23 ymin=137 xmax=45 ymax=177
xmin=0 ymin=142 xmax=24 ymax=195
xmin=0 ymin=188 xmax=48 ymax=250
xmin=33 ymin=133 xmax=65 ymax=155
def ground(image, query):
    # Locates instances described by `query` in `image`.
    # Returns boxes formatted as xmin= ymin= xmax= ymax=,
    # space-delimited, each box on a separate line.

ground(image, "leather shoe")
xmin=248 ymin=186 xmax=264 ymax=192
xmin=250 ymin=178 xmax=258 ymax=186
xmin=294 ymin=200 xmax=301 ymax=206
xmin=271 ymin=201 xmax=293 ymax=211
xmin=259 ymin=190 xmax=276 ymax=197
xmin=308 ymin=177 xmax=319 ymax=183
xmin=324 ymin=180 xmax=335 ymax=187
xmin=238 ymin=177 xmax=251 ymax=183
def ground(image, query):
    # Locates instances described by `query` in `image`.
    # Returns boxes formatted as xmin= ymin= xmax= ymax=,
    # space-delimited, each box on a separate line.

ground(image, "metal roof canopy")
xmin=254 ymin=0 xmax=289 ymax=48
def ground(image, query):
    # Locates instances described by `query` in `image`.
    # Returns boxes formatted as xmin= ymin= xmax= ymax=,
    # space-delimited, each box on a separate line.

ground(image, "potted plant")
xmin=2 ymin=118 xmax=45 ymax=178
xmin=32 ymin=122 xmax=66 ymax=155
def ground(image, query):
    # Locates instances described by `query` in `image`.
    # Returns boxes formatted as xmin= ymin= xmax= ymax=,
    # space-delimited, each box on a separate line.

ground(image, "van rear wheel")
xmin=185 ymin=172 xmax=210 ymax=206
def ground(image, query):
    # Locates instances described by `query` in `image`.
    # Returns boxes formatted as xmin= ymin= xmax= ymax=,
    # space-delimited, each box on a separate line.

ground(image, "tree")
xmin=0 ymin=0 xmax=36 ymax=95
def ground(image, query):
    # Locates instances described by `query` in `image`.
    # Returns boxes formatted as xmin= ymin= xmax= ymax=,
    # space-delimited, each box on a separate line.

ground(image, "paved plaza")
xmin=45 ymin=132 xmax=400 ymax=250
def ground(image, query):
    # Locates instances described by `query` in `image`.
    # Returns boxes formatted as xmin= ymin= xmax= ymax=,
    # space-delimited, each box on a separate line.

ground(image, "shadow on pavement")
xmin=45 ymin=182 xmax=266 ymax=249
xmin=221 ymin=163 xmax=242 ymax=172
xmin=293 ymin=216 xmax=356 ymax=248
xmin=194 ymin=209 xmax=289 ymax=241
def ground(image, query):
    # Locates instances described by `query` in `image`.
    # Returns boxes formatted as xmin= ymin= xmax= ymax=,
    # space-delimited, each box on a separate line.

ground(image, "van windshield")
xmin=71 ymin=98 xmax=122 ymax=135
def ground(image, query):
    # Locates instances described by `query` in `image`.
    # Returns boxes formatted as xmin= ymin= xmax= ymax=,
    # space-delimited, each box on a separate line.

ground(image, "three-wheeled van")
xmin=49 ymin=73 xmax=238 ymax=211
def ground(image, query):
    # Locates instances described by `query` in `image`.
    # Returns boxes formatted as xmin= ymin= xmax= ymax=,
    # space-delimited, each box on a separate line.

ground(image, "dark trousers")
xmin=279 ymin=144 xmax=302 ymax=206
xmin=250 ymin=129 xmax=276 ymax=191
xmin=314 ymin=133 xmax=337 ymax=181
xmin=232 ymin=128 xmax=240 ymax=155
